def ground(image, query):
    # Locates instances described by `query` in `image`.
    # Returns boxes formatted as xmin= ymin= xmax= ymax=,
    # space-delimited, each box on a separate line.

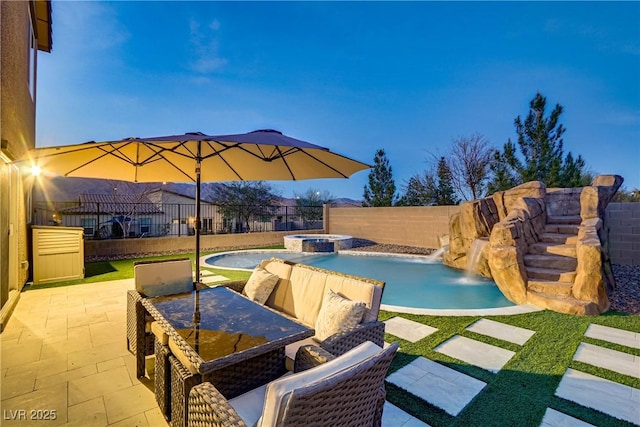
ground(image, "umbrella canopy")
xmin=25 ymin=130 xmax=368 ymax=182
xmin=18 ymin=130 xmax=370 ymax=281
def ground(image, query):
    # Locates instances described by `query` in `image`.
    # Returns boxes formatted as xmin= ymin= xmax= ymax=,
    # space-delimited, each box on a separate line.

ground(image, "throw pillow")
xmin=244 ymin=267 xmax=280 ymax=304
xmin=315 ymin=288 xmax=366 ymax=341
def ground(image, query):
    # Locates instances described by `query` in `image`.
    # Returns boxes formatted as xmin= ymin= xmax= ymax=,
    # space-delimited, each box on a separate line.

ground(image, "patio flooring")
xmin=2 ymin=280 xmax=639 ymax=426
xmin=1 ymin=279 xmax=424 ymax=426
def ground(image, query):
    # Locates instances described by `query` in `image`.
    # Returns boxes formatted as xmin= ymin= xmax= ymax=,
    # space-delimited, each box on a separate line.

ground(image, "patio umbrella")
xmin=18 ymin=129 xmax=370 ymax=281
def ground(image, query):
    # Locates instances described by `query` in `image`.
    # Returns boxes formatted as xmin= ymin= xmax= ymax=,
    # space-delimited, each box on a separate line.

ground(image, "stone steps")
xmin=525 ymin=266 xmax=576 ymax=282
xmin=525 ymin=215 xmax=581 ymax=305
xmin=527 ymin=279 xmax=573 ymax=297
xmin=529 ymin=242 xmax=577 ymax=257
xmin=539 ymin=232 xmax=578 ymax=245
xmin=524 ymin=254 xmax=577 ymax=270
xmin=547 ymin=215 xmax=582 ymax=225
xmin=545 ymin=223 xmax=580 ymax=234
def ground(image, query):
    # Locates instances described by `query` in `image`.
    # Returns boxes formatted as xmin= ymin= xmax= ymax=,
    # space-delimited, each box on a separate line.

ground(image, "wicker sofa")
xmin=223 ymin=257 xmax=386 ymax=367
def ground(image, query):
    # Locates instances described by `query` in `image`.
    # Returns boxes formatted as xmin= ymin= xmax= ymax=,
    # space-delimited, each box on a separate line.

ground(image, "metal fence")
xmin=32 ymin=202 xmax=323 ymax=240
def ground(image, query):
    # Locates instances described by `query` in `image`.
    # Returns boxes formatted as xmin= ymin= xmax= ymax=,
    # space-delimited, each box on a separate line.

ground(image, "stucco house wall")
xmin=1 ymin=0 xmax=52 ymax=330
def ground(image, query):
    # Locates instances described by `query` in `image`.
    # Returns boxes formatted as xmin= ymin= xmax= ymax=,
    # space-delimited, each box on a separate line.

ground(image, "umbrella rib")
xmin=280 ymin=147 xmax=351 ymax=178
xmin=202 ymin=141 xmax=244 ymax=179
xmin=274 ymin=146 xmax=297 ymax=180
xmin=56 ymin=142 xmax=139 ymax=176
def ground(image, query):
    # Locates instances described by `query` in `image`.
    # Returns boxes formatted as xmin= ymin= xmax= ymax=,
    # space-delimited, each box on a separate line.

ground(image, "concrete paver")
xmin=555 ymin=368 xmax=640 ymax=425
xmin=584 ymin=324 xmax=640 ymax=349
xmin=384 ymin=316 xmax=438 ymax=343
xmin=386 ymin=356 xmax=486 ymax=416
xmin=382 ymin=402 xmax=430 ymax=427
xmin=540 ymin=408 xmax=594 ymax=427
xmin=465 ymin=318 xmax=535 ymax=345
xmin=573 ymin=342 xmax=640 ymax=379
xmin=435 ymin=335 xmax=515 ymax=373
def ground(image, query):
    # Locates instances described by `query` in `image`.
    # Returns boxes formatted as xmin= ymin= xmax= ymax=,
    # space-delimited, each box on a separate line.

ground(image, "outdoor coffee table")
xmin=141 ymin=286 xmax=314 ymax=426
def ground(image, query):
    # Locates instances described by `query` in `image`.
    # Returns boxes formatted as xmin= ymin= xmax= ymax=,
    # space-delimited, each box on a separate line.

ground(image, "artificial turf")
xmin=380 ymin=309 xmax=640 ymax=427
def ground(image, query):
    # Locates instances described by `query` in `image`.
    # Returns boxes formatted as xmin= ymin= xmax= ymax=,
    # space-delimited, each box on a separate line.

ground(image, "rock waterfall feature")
xmin=442 ymin=175 xmax=623 ymax=315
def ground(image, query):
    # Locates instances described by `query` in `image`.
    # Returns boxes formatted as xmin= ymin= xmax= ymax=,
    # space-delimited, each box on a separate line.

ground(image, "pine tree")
xmin=489 ymin=92 xmax=590 ymax=191
xmin=362 ymin=149 xmax=397 ymax=207
xmin=397 ymin=174 xmax=436 ymax=206
xmin=434 ymin=157 xmax=458 ymax=205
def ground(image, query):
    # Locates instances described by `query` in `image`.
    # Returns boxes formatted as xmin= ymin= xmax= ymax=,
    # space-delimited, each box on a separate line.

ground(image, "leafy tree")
xmin=213 ymin=181 xmax=279 ymax=232
xmin=293 ymin=188 xmax=334 ymax=223
xmin=448 ymin=133 xmax=494 ymax=200
xmin=397 ymin=173 xmax=436 ymax=206
xmin=362 ymin=149 xmax=397 ymax=207
xmin=489 ymin=92 xmax=590 ymax=191
xmin=612 ymin=186 xmax=640 ymax=202
xmin=434 ymin=157 xmax=459 ymax=205
xmin=487 ymin=146 xmax=520 ymax=194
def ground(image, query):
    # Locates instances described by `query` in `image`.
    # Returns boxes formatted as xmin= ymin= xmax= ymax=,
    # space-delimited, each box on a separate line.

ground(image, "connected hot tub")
xmin=283 ymin=234 xmax=353 ymax=252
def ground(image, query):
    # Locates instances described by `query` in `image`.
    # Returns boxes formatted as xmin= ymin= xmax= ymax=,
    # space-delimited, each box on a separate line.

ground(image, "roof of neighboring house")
xmin=34 ymin=0 xmax=52 ymax=52
xmin=60 ymin=194 xmax=163 ymax=215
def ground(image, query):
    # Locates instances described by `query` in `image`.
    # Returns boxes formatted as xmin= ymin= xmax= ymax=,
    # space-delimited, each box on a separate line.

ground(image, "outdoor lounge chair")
xmin=187 ymin=341 xmax=399 ymax=427
xmin=126 ymin=258 xmax=195 ymax=377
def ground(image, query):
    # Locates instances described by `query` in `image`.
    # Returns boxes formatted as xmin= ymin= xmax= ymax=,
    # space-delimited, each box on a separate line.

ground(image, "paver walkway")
xmin=552 ymin=323 xmax=640 ymax=426
xmin=385 ymin=317 xmax=532 ymax=415
xmin=384 ymin=316 xmax=640 ymax=426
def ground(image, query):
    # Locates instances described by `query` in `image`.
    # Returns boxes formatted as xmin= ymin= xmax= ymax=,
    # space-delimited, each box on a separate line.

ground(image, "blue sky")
xmin=36 ymin=1 xmax=640 ymax=200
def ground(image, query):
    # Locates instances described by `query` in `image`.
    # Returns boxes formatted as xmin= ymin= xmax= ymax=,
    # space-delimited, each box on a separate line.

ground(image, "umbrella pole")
xmin=194 ymin=141 xmax=202 ymax=353
xmin=195 ymin=141 xmax=202 ymax=284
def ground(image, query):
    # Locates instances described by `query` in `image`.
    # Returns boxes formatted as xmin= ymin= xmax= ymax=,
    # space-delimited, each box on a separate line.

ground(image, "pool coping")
xmin=201 ymin=249 xmax=542 ymax=316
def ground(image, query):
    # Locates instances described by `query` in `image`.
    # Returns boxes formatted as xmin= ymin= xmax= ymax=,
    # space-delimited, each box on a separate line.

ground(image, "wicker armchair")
xmin=126 ymin=258 xmax=194 ymax=378
xmin=187 ymin=342 xmax=399 ymax=427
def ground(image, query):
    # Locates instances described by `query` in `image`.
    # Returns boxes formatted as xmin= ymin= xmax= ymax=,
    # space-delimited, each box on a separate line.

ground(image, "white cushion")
xmin=260 ymin=341 xmax=383 ymax=427
xmin=134 ymin=260 xmax=193 ymax=297
xmin=244 ymin=267 xmax=280 ymax=304
xmin=314 ymin=289 xmax=366 ymax=341
xmin=229 ymin=373 xmax=292 ymax=426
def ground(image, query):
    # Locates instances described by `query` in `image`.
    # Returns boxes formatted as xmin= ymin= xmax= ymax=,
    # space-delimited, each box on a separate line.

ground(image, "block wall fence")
xmin=324 ymin=205 xmax=459 ymax=250
xmin=324 ymin=203 xmax=640 ymax=266
xmin=606 ymin=203 xmax=640 ymax=266
xmin=82 ymin=203 xmax=639 ymax=266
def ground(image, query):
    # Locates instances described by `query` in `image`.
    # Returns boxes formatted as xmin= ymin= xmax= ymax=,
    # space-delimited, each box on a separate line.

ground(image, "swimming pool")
xmin=203 ymin=250 xmax=525 ymax=314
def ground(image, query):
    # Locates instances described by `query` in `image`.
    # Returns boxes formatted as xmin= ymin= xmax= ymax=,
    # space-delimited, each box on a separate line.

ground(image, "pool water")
xmin=204 ymin=251 xmax=515 ymax=310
